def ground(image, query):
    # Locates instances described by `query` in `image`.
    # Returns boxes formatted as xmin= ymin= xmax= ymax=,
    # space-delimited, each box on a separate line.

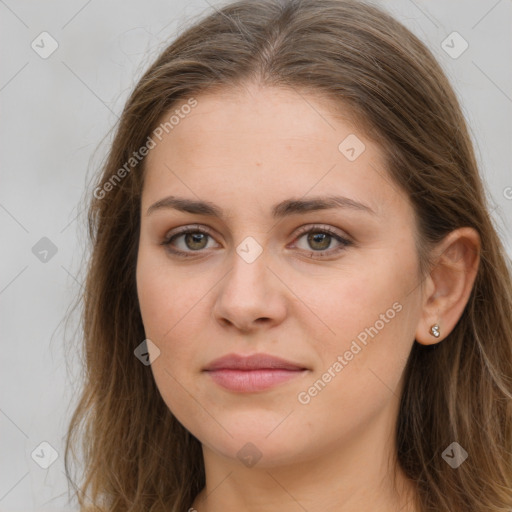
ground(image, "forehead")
xmin=146 ymin=85 xmax=362 ymax=163
xmin=141 ymin=85 xmax=403 ymax=220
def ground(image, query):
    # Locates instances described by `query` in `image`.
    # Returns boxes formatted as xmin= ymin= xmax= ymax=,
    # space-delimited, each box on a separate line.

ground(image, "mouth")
xmin=202 ymin=353 xmax=309 ymax=393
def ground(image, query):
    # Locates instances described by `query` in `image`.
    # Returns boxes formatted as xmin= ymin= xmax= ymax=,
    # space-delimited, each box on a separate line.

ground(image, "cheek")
xmin=313 ymin=244 xmax=419 ymax=374
xmin=312 ymin=274 xmax=394 ymax=355
xmin=136 ymin=252 xmax=208 ymax=430
xmin=136 ymin=248 xmax=216 ymax=389
xmin=136 ymin=248 xmax=199 ymax=342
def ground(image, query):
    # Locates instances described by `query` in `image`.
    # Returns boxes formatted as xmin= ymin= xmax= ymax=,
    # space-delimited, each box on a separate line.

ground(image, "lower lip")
xmin=205 ymin=369 xmax=307 ymax=392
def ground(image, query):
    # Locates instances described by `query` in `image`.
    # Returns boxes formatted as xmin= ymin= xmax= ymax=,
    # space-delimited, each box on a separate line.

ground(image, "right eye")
xmin=161 ymin=225 xmax=220 ymax=258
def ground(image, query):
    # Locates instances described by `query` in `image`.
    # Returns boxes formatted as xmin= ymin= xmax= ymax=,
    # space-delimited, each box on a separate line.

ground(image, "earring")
xmin=429 ymin=324 xmax=440 ymax=338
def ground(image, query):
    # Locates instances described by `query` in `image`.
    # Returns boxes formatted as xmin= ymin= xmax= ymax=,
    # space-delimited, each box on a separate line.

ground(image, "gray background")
xmin=1 ymin=0 xmax=511 ymax=510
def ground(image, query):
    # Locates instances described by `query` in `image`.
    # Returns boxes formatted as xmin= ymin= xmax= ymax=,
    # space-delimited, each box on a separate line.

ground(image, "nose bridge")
xmin=212 ymin=234 xmax=286 ymax=330
xmin=227 ymin=234 xmax=270 ymax=295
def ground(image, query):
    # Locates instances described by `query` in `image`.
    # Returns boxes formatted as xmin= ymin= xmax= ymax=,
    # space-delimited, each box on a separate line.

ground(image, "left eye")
xmin=292 ymin=226 xmax=352 ymax=256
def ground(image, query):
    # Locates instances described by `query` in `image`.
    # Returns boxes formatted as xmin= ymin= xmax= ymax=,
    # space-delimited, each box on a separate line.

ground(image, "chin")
xmin=194 ymin=421 xmax=317 ymax=469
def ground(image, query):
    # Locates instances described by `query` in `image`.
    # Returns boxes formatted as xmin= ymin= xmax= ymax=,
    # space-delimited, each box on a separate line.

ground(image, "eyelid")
xmin=163 ymin=224 xmax=215 ymax=238
xmin=292 ymin=223 xmax=350 ymax=241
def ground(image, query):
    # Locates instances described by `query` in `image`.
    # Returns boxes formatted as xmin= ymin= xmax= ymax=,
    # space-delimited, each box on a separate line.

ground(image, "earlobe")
xmin=415 ymin=317 xmax=444 ymax=346
xmin=415 ymin=227 xmax=480 ymax=346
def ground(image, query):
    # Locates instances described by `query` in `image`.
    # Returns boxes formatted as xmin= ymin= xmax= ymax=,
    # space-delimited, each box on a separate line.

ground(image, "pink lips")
xmin=203 ymin=353 xmax=309 ymax=392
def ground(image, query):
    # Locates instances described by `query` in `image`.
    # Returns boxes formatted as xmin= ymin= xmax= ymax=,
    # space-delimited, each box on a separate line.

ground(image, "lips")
xmin=203 ymin=353 xmax=308 ymax=371
xmin=203 ymin=353 xmax=309 ymax=392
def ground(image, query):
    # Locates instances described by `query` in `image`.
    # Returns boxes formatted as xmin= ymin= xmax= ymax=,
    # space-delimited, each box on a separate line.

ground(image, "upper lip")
xmin=203 ymin=353 xmax=308 ymax=371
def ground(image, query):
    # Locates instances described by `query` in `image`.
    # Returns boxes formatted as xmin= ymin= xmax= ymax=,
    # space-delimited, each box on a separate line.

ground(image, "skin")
xmin=136 ymin=83 xmax=480 ymax=512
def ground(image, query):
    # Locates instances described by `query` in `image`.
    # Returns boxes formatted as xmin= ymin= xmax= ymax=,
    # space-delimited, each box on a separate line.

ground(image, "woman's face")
xmin=136 ymin=85 xmax=425 ymax=468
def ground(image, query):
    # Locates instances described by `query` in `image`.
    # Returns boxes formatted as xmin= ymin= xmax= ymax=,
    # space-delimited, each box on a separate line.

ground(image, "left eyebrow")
xmin=146 ymin=194 xmax=377 ymax=218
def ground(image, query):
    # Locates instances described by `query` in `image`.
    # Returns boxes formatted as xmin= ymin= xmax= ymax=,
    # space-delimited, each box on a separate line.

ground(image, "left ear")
xmin=415 ymin=227 xmax=481 ymax=345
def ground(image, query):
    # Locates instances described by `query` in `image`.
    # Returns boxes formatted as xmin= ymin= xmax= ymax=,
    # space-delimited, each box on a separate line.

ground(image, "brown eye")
xmin=306 ymin=231 xmax=332 ymax=251
xmin=161 ymin=226 xmax=220 ymax=257
xmin=183 ymin=232 xmax=209 ymax=250
xmin=292 ymin=225 xmax=353 ymax=258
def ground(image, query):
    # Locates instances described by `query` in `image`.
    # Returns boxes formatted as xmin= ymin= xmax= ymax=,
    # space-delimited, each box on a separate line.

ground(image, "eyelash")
xmin=160 ymin=224 xmax=353 ymax=259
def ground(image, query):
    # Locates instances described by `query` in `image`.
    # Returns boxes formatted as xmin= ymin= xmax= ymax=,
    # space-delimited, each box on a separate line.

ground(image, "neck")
xmin=189 ymin=405 xmax=419 ymax=512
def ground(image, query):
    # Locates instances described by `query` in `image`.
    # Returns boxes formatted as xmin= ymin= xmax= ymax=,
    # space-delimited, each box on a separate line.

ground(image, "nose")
xmin=211 ymin=244 xmax=288 ymax=333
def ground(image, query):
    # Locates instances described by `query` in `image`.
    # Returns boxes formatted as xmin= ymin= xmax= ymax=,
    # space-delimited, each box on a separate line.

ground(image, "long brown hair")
xmin=64 ymin=1 xmax=512 ymax=510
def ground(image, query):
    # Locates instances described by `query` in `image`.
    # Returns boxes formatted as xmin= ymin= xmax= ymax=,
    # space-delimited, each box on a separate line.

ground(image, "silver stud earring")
xmin=429 ymin=324 xmax=440 ymax=338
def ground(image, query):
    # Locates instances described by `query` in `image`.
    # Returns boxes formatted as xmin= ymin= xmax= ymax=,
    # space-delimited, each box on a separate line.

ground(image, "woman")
xmin=64 ymin=0 xmax=512 ymax=511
